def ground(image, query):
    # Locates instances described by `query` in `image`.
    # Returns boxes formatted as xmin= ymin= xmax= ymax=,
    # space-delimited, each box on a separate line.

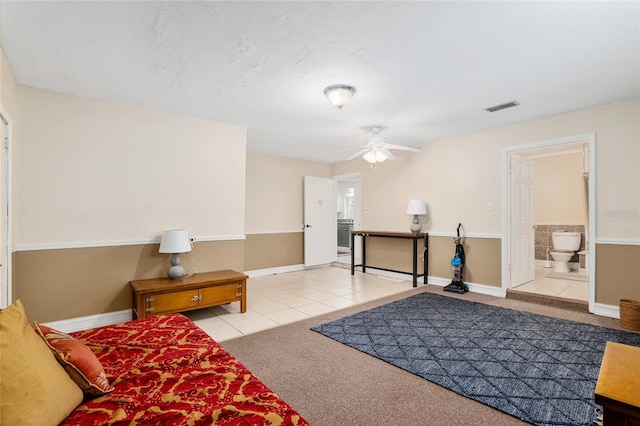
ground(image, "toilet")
xmin=550 ymin=231 xmax=581 ymax=273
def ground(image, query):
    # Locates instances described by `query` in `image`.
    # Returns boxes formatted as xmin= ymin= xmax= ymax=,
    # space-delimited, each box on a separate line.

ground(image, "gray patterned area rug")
xmin=311 ymin=292 xmax=640 ymax=426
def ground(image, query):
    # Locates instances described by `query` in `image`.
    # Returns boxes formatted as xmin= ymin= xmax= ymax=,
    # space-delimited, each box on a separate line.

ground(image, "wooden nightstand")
xmin=130 ymin=270 xmax=248 ymax=319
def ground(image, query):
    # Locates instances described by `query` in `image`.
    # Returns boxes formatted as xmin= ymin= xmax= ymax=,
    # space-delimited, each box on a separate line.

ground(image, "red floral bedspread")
xmin=61 ymin=314 xmax=309 ymax=425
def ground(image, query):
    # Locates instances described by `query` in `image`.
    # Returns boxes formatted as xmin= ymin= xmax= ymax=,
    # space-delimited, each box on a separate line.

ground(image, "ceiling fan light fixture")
xmin=363 ymin=149 xmax=387 ymax=163
xmin=324 ymin=84 xmax=356 ymax=109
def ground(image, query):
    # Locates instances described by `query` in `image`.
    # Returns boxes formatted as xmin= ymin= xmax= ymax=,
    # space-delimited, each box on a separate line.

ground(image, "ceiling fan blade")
xmin=346 ymin=149 xmax=370 ymax=161
xmin=336 ymin=145 xmax=368 ymax=152
xmin=379 ymin=147 xmax=396 ymax=161
xmin=384 ymin=143 xmax=421 ymax=153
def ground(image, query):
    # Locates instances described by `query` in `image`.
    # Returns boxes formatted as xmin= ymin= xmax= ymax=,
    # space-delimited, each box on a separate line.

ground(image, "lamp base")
xmin=167 ymin=265 xmax=184 ymax=279
xmin=167 ymin=253 xmax=185 ymax=279
xmin=410 ymin=215 xmax=422 ymax=233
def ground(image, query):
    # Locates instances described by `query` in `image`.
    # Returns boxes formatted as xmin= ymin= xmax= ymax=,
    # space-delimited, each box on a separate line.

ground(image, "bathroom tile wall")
xmin=535 ymin=224 xmax=586 ymax=267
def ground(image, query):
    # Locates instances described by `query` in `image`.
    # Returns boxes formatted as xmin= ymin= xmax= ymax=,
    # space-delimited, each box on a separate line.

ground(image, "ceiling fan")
xmin=343 ymin=127 xmax=421 ymax=163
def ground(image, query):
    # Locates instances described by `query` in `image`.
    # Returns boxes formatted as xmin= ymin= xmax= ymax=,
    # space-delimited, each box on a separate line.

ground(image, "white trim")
xmin=42 ymin=309 xmax=132 ymax=333
xmin=13 ymin=234 xmax=246 ymax=252
xmin=427 ymin=232 xmax=501 ymax=239
xmin=428 ymin=276 xmax=503 ymax=298
xmin=244 ymin=229 xmax=303 ymax=235
xmin=592 ymin=302 xmax=620 ymax=319
xmin=194 ymin=234 xmax=246 ymax=242
xmin=595 ymin=239 xmax=640 ymax=246
xmin=0 ymin=106 xmax=12 ymax=309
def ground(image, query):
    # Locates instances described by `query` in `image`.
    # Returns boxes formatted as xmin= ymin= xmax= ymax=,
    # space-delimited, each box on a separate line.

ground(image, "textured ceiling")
xmin=2 ymin=1 xmax=639 ymax=163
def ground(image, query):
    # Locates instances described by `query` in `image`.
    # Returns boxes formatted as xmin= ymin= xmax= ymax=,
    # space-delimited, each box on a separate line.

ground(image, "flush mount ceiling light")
xmin=324 ymin=84 xmax=356 ymax=109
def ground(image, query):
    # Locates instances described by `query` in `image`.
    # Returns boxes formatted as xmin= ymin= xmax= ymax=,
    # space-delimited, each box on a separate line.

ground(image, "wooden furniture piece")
xmin=595 ymin=341 xmax=640 ymax=426
xmin=351 ymin=230 xmax=428 ymax=287
xmin=130 ymin=270 xmax=248 ymax=319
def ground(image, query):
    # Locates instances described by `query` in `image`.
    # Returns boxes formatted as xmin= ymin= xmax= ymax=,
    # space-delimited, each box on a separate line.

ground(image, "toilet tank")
xmin=552 ymin=231 xmax=581 ymax=251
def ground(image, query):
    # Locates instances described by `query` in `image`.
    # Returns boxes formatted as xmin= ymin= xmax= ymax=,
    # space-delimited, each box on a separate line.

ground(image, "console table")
xmin=595 ymin=341 xmax=640 ymax=425
xmin=130 ymin=270 xmax=248 ymax=319
xmin=351 ymin=231 xmax=428 ymax=287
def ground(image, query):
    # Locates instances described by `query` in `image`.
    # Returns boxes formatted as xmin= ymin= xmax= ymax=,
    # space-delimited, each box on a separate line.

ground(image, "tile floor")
xmin=511 ymin=266 xmax=588 ymax=301
xmin=185 ymin=264 xmax=589 ymax=343
xmin=184 ymin=266 xmax=418 ymax=342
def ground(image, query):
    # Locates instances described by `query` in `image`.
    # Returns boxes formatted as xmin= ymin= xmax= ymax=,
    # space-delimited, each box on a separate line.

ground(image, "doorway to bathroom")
xmin=502 ymin=134 xmax=595 ymax=312
xmin=334 ymin=173 xmax=361 ymax=266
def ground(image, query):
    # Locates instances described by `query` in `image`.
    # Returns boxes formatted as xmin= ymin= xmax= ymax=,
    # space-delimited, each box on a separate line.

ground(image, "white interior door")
xmin=304 ymin=176 xmax=336 ymax=267
xmin=510 ymin=153 xmax=535 ymax=287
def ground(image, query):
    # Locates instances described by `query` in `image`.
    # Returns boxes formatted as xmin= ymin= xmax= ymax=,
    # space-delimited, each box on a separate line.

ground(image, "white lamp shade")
xmin=406 ymin=199 xmax=427 ymax=215
xmin=159 ymin=229 xmax=192 ymax=253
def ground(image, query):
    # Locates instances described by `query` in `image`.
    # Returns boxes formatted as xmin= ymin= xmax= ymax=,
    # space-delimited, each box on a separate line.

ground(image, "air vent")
xmin=485 ymin=101 xmax=520 ymax=113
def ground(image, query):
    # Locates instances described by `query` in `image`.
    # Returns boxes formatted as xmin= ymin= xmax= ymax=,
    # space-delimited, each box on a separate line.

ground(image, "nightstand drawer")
xmin=148 ymin=289 xmax=200 ymax=314
xmin=199 ymin=281 xmax=242 ymax=306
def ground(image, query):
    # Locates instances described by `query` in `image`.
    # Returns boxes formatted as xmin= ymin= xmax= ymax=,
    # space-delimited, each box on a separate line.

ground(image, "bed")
xmin=0 ymin=300 xmax=309 ymax=426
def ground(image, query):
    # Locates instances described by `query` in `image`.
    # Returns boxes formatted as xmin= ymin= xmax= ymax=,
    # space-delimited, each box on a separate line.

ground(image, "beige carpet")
xmin=221 ymin=285 xmax=624 ymax=426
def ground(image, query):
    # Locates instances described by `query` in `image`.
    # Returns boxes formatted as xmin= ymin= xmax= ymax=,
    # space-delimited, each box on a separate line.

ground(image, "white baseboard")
xmin=428 ymin=276 xmax=503 ymax=298
xmin=43 ymin=309 xmax=132 ymax=333
xmin=592 ymin=302 xmax=620 ymax=319
xmin=245 ymin=264 xmax=306 ymax=277
xmin=335 ymin=266 xmax=503 ymax=297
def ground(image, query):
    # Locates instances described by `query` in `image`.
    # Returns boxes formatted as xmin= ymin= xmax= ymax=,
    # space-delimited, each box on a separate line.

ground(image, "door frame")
xmin=334 ymin=172 xmax=362 ymax=263
xmin=0 ymin=106 xmax=12 ymax=308
xmin=501 ymin=133 xmax=596 ymax=313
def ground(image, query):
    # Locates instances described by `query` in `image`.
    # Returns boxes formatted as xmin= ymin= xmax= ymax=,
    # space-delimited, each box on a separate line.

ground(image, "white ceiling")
xmin=2 ymin=1 xmax=638 ymax=163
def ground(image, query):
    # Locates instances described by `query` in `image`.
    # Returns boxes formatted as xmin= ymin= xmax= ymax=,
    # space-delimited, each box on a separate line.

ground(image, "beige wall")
xmin=245 ymin=153 xmax=332 ymax=233
xmin=16 ymin=87 xmax=246 ymax=245
xmin=244 ymin=233 xmax=303 ymax=271
xmin=244 ymin=153 xmax=331 ymax=272
xmin=13 ymin=240 xmax=244 ymax=322
xmin=359 ymin=235 xmax=501 ymax=288
xmin=596 ymin=244 xmax=640 ymax=305
xmin=12 ymin=88 xmax=248 ymax=322
xmin=534 ymin=152 xmax=585 ymax=224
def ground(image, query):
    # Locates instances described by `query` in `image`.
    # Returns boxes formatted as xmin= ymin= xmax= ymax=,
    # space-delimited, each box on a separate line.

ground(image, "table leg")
xmin=424 ymin=234 xmax=428 ymax=284
xmin=412 ymin=237 xmax=418 ymax=287
xmin=351 ymin=232 xmax=355 ymax=275
xmin=362 ymin=235 xmax=367 ymax=273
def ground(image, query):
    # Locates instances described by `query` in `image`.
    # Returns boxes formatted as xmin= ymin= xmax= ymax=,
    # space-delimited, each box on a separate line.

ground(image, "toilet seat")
xmin=550 ymin=249 xmax=573 ymax=253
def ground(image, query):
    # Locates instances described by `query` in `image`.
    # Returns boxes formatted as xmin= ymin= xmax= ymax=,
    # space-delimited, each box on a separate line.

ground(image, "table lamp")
xmin=159 ymin=229 xmax=192 ymax=279
xmin=406 ymin=199 xmax=427 ymax=233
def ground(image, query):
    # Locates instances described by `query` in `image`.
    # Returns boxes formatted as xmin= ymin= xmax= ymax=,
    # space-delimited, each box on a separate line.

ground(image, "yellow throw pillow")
xmin=0 ymin=300 xmax=83 ymax=426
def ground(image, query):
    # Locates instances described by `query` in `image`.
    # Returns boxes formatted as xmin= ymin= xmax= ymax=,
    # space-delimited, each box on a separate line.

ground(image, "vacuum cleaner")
xmin=443 ymin=223 xmax=469 ymax=294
